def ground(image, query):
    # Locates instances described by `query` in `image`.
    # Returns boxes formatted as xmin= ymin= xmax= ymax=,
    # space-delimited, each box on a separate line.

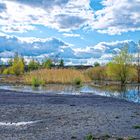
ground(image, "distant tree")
xmin=21 ymin=57 xmax=26 ymax=66
xmin=43 ymin=58 xmax=53 ymax=69
xmin=94 ymin=62 xmax=100 ymax=67
xmin=11 ymin=53 xmax=25 ymax=76
xmin=0 ymin=62 xmax=5 ymax=74
xmin=107 ymin=45 xmax=135 ymax=84
xmin=28 ymin=59 xmax=40 ymax=71
xmin=12 ymin=58 xmax=25 ymax=76
xmin=13 ymin=52 xmax=19 ymax=63
xmin=59 ymin=59 xmax=64 ymax=67
xmin=137 ymin=40 xmax=140 ymax=83
xmin=8 ymin=58 xmax=13 ymax=66
xmin=3 ymin=53 xmax=25 ymax=76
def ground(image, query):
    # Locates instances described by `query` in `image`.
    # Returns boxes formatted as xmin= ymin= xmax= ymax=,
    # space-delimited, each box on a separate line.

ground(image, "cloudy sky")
xmin=0 ymin=0 xmax=140 ymax=65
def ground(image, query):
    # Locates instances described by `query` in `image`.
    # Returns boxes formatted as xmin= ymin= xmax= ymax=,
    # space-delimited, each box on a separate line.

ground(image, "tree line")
xmin=0 ymin=53 xmax=64 ymax=76
xmin=0 ymin=41 xmax=140 ymax=85
xmin=86 ymin=42 xmax=140 ymax=85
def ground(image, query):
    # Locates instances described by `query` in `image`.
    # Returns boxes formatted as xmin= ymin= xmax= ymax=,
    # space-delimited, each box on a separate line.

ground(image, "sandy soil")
xmin=0 ymin=89 xmax=140 ymax=140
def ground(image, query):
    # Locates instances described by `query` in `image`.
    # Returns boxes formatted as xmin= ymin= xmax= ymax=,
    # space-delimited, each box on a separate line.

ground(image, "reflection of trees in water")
xmin=138 ymin=85 xmax=140 ymax=94
xmin=95 ymin=84 xmax=140 ymax=102
xmin=120 ymin=85 xmax=127 ymax=97
xmin=43 ymin=84 xmax=77 ymax=92
xmin=31 ymin=84 xmax=77 ymax=93
xmin=120 ymin=85 xmax=140 ymax=102
xmin=137 ymin=85 xmax=140 ymax=98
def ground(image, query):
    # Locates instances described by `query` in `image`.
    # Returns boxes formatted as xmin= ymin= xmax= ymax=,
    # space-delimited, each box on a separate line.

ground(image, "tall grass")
xmin=24 ymin=68 xmax=91 ymax=85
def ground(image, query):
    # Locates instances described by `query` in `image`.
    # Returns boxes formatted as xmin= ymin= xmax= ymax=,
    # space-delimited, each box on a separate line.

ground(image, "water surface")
xmin=0 ymin=84 xmax=140 ymax=104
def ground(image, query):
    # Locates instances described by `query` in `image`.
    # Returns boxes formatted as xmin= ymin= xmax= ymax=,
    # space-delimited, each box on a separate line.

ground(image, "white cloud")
xmin=91 ymin=0 xmax=140 ymax=35
xmin=0 ymin=35 xmax=77 ymax=62
xmin=0 ymin=0 xmax=140 ymax=35
xmin=63 ymin=33 xmax=80 ymax=37
xmin=0 ymin=35 xmax=138 ymax=65
xmin=0 ymin=0 xmax=93 ymax=33
xmin=73 ymin=40 xmax=138 ymax=60
xmin=0 ymin=51 xmax=14 ymax=58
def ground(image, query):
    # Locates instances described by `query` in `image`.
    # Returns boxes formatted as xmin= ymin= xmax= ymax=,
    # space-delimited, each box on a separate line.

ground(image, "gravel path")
xmin=0 ymin=89 xmax=140 ymax=140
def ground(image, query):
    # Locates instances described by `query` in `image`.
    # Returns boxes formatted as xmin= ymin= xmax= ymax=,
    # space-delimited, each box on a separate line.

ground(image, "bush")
xmin=0 ymin=65 xmax=6 ymax=74
xmin=3 ymin=67 xmax=14 ymax=75
xmin=31 ymin=77 xmax=40 ymax=87
xmin=31 ymin=77 xmax=45 ymax=87
xmin=12 ymin=59 xmax=24 ymax=76
xmin=59 ymin=59 xmax=64 ymax=67
xmin=40 ymin=79 xmax=46 ymax=86
xmin=86 ymin=66 xmax=107 ymax=81
xmin=94 ymin=62 xmax=100 ymax=67
xmin=74 ymin=77 xmax=82 ymax=86
xmin=3 ymin=53 xmax=25 ymax=76
xmin=28 ymin=59 xmax=40 ymax=71
xmin=42 ymin=59 xmax=53 ymax=69
xmin=85 ymin=134 xmax=95 ymax=140
xmin=3 ymin=68 xmax=10 ymax=75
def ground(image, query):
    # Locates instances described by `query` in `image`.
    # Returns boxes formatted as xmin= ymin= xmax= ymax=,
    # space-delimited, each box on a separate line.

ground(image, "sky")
xmin=0 ymin=0 xmax=140 ymax=65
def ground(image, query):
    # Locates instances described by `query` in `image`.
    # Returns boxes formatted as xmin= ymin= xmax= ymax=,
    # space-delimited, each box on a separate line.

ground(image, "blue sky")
xmin=0 ymin=0 xmax=140 ymax=65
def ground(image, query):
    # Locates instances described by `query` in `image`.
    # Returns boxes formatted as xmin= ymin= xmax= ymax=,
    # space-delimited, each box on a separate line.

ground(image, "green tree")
xmin=107 ymin=45 xmax=134 ymax=84
xmin=43 ymin=58 xmax=53 ymax=69
xmin=28 ymin=59 xmax=40 ymax=71
xmin=12 ymin=56 xmax=25 ymax=76
xmin=137 ymin=40 xmax=140 ymax=83
xmin=0 ymin=60 xmax=6 ymax=74
xmin=4 ymin=53 xmax=25 ymax=76
xmin=8 ymin=58 xmax=13 ymax=66
xmin=94 ymin=62 xmax=100 ymax=67
xmin=59 ymin=59 xmax=64 ymax=67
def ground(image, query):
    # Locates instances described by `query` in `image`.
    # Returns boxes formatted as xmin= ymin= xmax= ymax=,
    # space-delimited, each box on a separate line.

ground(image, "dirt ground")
xmin=0 ymin=89 xmax=140 ymax=140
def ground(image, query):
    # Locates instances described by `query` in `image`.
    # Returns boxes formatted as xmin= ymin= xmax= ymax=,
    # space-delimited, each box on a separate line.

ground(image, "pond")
xmin=0 ymin=84 xmax=140 ymax=104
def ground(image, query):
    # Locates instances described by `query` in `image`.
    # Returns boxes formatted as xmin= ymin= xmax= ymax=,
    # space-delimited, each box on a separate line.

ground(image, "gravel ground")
xmin=0 ymin=89 xmax=140 ymax=140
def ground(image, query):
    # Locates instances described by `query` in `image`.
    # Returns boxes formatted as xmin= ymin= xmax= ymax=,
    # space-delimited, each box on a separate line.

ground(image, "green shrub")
xmin=3 ymin=68 xmax=10 ymax=75
xmin=12 ymin=60 xmax=24 ymax=76
xmin=31 ymin=77 xmax=46 ymax=87
xmin=117 ymin=138 xmax=124 ymax=140
xmin=128 ymin=137 xmax=136 ymax=140
xmin=74 ymin=77 xmax=82 ymax=86
xmin=94 ymin=62 xmax=100 ymax=67
xmin=86 ymin=66 xmax=107 ymax=81
xmin=40 ymin=79 xmax=46 ymax=86
xmin=133 ymin=125 xmax=140 ymax=129
xmin=42 ymin=59 xmax=53 ymax=69
xmin=59 ymin=59 xmax=64 ymax=67
xmin=28 ymin=59 xmax=40 ymax=71
xmin=32 ymin=77 xmax=40 ymax=87
xmin=3 ymin=53 xmax=25 ymax=76
xmin=0 ymin=64 xmax=6 ymax=74
xmin=85 ymin=134 xmax=95 ymax=140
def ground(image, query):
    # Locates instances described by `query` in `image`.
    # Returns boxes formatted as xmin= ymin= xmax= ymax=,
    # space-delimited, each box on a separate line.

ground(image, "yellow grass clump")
xmin=24 ymin=68 xmax=91 ymax=85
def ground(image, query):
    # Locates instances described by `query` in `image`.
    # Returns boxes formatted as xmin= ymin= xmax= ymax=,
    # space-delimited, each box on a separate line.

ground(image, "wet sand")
xmin=0 ymin=89 xmax=140 ymax=140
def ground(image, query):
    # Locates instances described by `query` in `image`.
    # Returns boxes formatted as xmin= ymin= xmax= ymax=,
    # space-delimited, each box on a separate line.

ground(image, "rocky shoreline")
xmin=0 ymin=89 xmax=140 ymax=140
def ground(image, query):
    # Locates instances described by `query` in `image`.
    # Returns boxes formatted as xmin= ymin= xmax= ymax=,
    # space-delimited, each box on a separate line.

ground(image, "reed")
xmin=24 ymin=68 xmax=91 ymax=85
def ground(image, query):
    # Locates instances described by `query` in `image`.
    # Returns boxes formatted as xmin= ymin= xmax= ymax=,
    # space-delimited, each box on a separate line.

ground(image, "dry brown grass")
xmin=23 ymin=68 xmax=91 ymax=84
xmin=0 ymin=75 xmax=23 ymax=84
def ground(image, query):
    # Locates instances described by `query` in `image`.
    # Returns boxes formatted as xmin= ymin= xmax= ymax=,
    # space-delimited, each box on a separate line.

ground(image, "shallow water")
xmin=0 ymin=84 xmax=140 ymax=104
